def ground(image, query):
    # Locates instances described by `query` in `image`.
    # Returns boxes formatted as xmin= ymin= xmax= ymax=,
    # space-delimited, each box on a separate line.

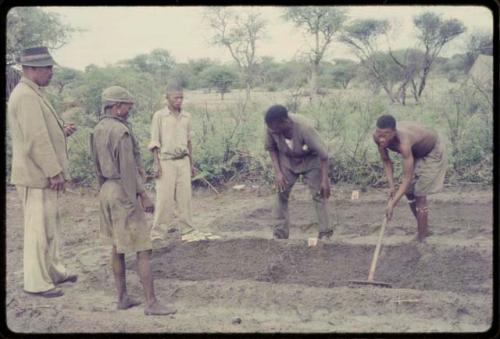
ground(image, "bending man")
xmin=265 ymin=105 xmax=332 ymax=240
xmin=373 ymin=114 xmax=447 ymax=242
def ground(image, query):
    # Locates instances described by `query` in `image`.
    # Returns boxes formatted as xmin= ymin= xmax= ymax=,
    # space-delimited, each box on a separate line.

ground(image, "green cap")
xmin=101 ymin=86 xmax=134 ymax=104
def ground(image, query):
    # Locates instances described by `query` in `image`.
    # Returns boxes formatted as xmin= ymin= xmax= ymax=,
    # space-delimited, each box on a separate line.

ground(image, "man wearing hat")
xmin=90 ymin=86 xmax=176 ymax=315
xmin=7 ymin=47 xmax=78 ymax=298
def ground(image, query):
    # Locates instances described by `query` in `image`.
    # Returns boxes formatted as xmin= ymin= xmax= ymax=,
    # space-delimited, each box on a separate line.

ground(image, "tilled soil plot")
xmin=5 ymin=183 xmax=493 ymax=333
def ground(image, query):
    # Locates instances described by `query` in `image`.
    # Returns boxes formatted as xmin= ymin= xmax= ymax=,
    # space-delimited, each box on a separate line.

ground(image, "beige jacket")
xmin=8 ymin=77 xmax=69 ymax=188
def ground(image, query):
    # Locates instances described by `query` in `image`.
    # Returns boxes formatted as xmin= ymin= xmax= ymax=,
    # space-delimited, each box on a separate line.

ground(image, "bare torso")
xmin=387 ymin=121 xmax=437 ymax=159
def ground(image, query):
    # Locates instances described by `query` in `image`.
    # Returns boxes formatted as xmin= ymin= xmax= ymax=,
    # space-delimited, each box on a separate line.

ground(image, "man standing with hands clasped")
xmin=149 ymin=83 xmax=219 ymax=245
xmin=8 ymin=47 xmax=78 ymax=298
xmin=90 ymin=86 xmax=176 ymax=315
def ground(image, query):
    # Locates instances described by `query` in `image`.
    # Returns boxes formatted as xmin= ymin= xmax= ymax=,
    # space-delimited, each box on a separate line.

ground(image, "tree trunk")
xmin=244 ymin=78 xmax=251 ymax=103
xmin=309 ymin=62 xmax=319 ymax=102
xmin=410 ymin=79 xmax=419 ymax=103
xmin=416 ymin=56 xmax=433 ymax=100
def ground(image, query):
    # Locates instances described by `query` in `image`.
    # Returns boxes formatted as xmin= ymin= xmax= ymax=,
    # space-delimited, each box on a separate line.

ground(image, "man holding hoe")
xmin=373 ymin=114 xmax=447 ymax=242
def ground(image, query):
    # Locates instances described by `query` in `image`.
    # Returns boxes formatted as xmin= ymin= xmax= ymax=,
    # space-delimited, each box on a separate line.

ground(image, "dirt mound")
xmin=5 ymin=185 xmax=494 ymax=333
xmin=145 ymin=239 xmax=491 ymax=294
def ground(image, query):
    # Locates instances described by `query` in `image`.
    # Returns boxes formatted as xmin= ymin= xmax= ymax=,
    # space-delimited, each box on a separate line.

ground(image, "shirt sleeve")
xmin=118 ymin=132 xmax=141 ymax=204
xmin=148 ymin=111 xmax=161 ymax=151
xmin=264 ymin=128 xmax=278 ymax=152
xmin=18 ymin=95 xmax=63 ymax=178
xmin=89 ymin=132 xmax=105 ymax=188
xmin=302 ymin=125 xmax=329 ymax=160
xmin=187 ymin=114 xmax=193 ymax=141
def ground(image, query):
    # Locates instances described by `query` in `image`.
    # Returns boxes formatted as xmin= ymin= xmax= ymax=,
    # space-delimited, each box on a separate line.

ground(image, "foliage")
xmin=340 ymin=19 xmax=400 ymax=102
xmin=199 ymin=65 xmax=238 ymax=100
xmin=328 ymin=59 xmax=358 ymax=89
xmin=412 ymin=11 xmax=466 ymax=101
xmin=464 ymin=30 xmax=494 ymax=72
xmin=5 ymin=8 xmax=492 ymax=188
xmin=6 ymin=7 xmax=77 ymax=65
xmin=205 ymin=7 xmax=267 ymax=99
xmin=283 ymin=6 xmax=347 ymax=99
xmin=439 ymin=87 xmax=492 ymax=183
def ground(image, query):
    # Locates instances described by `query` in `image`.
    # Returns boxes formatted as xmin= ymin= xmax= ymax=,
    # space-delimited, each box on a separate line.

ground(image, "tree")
xmin=205 ymin=7 xmax=266 ymax=102
xmin=6 ymin=66 xmax=21 ymax=100
xmin=187 ymin=58 xmax=217 ymax=88
xmin=51 ymin=66 xmax=82 ymax=94
xmin=412 ymin=11 xmax=465 ymax=101
xmin=6 ymin=7 xmax=77 ymax=100
xmin=464 ymin=30 xmax=493 ymax=72
xmin=284 ymin=7 xmax=347 ymax=100
xmin=387 ymin=48 xmax=425 ymax=104
xmin=169 ymin=63 xmax=193 ymax=89
xmin=7 ymin=7 xmax=77 ymax=65
xmin=121 ymin=48 xmax=175 ymax=86
xmin=255 ymin=56 xmax=289 ymax=90
xmin=330 ymin=59 xmax=357 ymax=89
xmin=200 ymin=65 xmax=238 ymax=100
xmin=340 ymin=19 xmax=402 ymax=102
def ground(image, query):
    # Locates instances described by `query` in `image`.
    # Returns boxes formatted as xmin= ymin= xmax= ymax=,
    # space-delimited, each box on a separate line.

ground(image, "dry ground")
xmin=5 ymin=182 xmax=493 ymax=333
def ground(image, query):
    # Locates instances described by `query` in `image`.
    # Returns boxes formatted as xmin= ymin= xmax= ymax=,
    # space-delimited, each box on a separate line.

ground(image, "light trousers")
xmin=17 ymin=186 xmax=68 ymax=293
xmin=151 ymin=157 xmax=194 ymax=240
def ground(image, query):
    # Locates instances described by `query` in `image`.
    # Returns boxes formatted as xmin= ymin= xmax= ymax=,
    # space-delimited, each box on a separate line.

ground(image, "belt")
xmin=161 ymin=153 xmax=188 ymax=161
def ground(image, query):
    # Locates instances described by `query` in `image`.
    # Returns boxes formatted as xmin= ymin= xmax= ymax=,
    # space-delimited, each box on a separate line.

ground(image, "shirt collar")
xmin=101 ymin=114 xmax=130 ymax=126
xmin=20 ymin=76 xmax=44 ymax=96
xmin=164 ymin=106 xmax=187 ymax=118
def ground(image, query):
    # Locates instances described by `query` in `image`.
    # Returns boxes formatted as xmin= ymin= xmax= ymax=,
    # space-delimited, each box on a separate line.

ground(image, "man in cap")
xmin=373 ymin=114 xmax=447 ymax=242
xmin=149 ymin=83 xmax=219 ymax=245
xmin=264 ymin=104 xmax=333 ymax=240
xmin=90 ymin=86 xmax=176 ymax=315
xmin=7 ymin=47 xmax=78 ymax=298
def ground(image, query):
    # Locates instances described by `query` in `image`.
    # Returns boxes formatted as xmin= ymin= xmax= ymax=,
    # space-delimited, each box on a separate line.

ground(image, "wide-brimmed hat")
xmin=101 ymin=86 xmax=134 ymax=104
xmin=17 ymin=46 xmax=55 ymax=67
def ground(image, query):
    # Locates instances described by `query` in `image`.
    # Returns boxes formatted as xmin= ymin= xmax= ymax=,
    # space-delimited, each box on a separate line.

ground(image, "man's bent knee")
xmin=416 ymin=205 xmax=429 ymax=214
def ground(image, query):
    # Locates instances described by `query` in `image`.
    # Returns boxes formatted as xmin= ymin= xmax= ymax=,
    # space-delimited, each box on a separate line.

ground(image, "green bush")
xmin=5 ymin=67 xmax=491 ymax=189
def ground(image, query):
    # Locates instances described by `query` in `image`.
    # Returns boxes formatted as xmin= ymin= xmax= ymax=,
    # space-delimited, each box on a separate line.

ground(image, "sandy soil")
xmin=5 ymin=182 xmax=493 ymax=333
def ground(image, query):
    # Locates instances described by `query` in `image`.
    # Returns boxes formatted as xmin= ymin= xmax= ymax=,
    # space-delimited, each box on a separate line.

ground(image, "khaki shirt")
xmin=265 ymin=113 xmax=328 ymax=173
xmin=148 ymin=107 xmax=192 ymax=160
xmin=90 ymin=115 xmax=145 ymax=204
xmin=8 ymin=77 xmax=69 ymax=188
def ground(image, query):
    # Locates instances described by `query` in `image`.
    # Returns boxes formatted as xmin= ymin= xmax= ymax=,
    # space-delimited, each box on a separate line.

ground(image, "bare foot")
xmin=416 ymin=230 xmax=433 ymax=242
xmin=144 ymin=302 xmax=177 ymax=316
xmin=117 ymin=295 xmax=141 ymax=310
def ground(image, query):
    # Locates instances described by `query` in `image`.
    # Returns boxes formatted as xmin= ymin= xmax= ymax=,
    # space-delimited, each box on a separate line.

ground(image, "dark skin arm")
xmin=375 ymin=136 xmax=397 ymax=198
xmin=269 ymin=150 xmax=288 ymax=191
xmin=152 ymin=148 xmax=161 ymax=178
xmin=49 ymin=172 xmax=65 ymax=191
xmin=63 ymin=122 xmax=77 ymax=137
xmin=188 ymin=139 xmax=196 ymax=177
xmin=138 ymin=192 xmax=154 ymax=213
xmin=385 ymin=140 xmax=414 ymax=220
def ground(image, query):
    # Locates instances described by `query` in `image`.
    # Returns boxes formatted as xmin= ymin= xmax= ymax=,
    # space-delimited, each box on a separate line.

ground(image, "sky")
xmin=36 ymin=6 xmax=494 ymax=70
